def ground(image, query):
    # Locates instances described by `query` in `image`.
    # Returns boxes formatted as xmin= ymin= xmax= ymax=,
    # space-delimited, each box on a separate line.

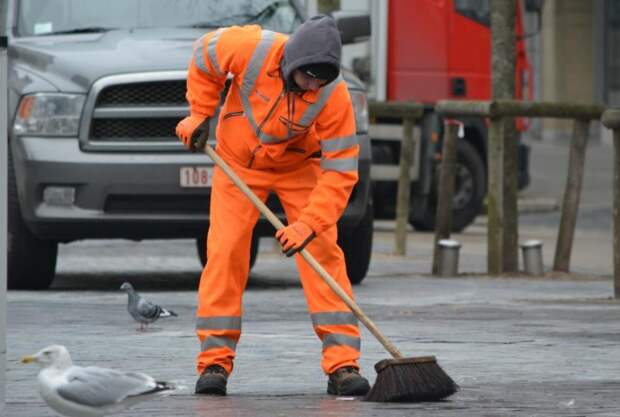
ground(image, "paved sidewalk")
xmin=5 ymin=224 xmax=620 ymax=417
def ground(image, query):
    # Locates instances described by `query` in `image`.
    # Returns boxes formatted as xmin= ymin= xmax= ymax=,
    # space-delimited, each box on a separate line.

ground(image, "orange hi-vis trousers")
xmin=195 ymin=156 xmax=361 ymax=376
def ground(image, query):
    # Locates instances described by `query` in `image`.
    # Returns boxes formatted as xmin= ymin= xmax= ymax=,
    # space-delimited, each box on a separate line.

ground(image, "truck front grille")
xmin=96 ymin=81 xmax=186 ymax=107
xmin=91 ymin=118 xmax=180 ymax=141
xmin=84 ymin=73 xmax=190 ymax=147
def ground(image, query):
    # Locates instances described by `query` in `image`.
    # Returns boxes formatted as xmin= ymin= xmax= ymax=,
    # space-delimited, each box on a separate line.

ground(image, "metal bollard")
xmin=520 ymin=240 xmax=544 ymax=276
xmin=437 ymin=239 xmax=461 ymax=277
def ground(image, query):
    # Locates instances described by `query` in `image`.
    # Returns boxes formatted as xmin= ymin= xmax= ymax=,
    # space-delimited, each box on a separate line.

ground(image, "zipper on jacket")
xmin=255 ymin=89 xmax=286 ymax=138
xmin=285 ymin=147 xmax=306 ymax=154
xmin=247 ymin=144 xmax=262 ymax=168
xmin=223 ymin=111 xmax=244 ymax=120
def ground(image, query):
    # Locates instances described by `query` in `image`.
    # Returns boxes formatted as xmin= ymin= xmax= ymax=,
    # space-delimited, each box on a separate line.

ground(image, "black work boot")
xmin=195 ymin=365 xmax=228 ymax=395
xmin=327 ymin=366 xmax=370 ymax=396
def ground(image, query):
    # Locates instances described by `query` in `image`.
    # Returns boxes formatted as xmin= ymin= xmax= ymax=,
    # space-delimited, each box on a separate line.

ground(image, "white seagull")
xmin=21 ymin=345 xmax=174 ymax=417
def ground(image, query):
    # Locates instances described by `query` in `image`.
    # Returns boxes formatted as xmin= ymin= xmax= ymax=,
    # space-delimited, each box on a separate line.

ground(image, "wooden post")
xmin=488 ymin=117 xmax=505 ymax=275
xmin=437 ymin=99 xmax=605 ymax=120
xmin=432 ymin=122 xmax=459 ymax=275
xmin=503 ymin=120 xmax=519 ymax=272
xmin=0 ymin=33 xmax=7 ymax=412
xmin=436 ymin=98 xmax=608 ymax=278
xmin=614 ymin=127 xmax=620 ymax=299
xmin=602 ymin=109 xmax=620 ymax=299
xmin=491 ymin=0 xmax=517 ymax=273
xmin=553 ymin=119 xmax=590 ymax=272
xmin=394 ymin=118 xmax=414 ymax=255
xmin=614 ymin=128 xmax=620 ymax=299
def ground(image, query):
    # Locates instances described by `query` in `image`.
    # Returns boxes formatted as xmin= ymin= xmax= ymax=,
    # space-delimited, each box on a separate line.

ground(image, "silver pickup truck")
xmin=5 ymin=0 xmax=373 ymax=289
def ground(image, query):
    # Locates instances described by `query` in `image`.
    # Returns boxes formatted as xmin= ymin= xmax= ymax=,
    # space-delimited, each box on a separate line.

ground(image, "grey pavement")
xmin=5 ymin=140 xmax=620 ymax=416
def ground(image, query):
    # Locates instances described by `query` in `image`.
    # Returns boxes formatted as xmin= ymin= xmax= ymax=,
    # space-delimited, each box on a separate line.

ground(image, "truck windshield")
xmin=15 ymin=0 xmax=302 ymax=37
xmin=454 ymin=0 xmax=490 ymax=27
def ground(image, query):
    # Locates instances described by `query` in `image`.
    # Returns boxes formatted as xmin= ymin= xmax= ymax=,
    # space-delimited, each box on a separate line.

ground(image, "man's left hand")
xmin=275 ymin=221 xmax=315 ymax=257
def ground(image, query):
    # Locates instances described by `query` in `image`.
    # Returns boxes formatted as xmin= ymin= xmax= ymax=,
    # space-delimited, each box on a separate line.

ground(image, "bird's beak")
xmin=21 ymin=355 xmax=38 ymax=364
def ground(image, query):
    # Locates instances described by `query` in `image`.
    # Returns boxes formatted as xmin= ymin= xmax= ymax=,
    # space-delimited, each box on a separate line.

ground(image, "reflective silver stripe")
xmin=320 ymin=157 xmax=358 ymax=172
xmin=323 ymin=334 xmax=361 ymax=350
xmin=311 ymin=312 xmax=358 ymax=327
xmin=258 ymin=129 xmax=290 ymax=144
xmin=320 ymin=134 xmax=358 ymax=153
xmin=201 ymin=336 xmax=237 ymax=352
xmin=241 ymin=30 xmax=276 ymax=136
xmin=196 ymin=316 xmax=241 ymax=331
xmin=239 ymin=32 xmax=343 ymax=144
xmin=297 ymin=75 xmax=342 ymax=126
xmin=241 ymin=30 xmax=276 ymax=95
xmin=207 ymin=28 xmax=225 ymax=77
xmin=193 ymin=35 xmax=210 ymax=75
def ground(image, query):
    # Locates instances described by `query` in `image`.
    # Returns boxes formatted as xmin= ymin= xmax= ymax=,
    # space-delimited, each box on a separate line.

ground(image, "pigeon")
xmin=21 ymin=344 xmax=174 ymax=417
xmin=119 ymin=282 xmax=178 ymax=331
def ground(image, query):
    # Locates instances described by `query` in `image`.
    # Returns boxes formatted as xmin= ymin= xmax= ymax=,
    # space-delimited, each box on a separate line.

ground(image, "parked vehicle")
xmin=5 ymin=0 xmax=373 ymax=289
xmin=358 ymin=0 xmax=536 ymax=231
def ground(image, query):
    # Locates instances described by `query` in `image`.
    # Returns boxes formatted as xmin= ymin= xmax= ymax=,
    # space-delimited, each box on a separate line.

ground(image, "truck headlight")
xmin=13 ymin=93 xmax=86 ymax=136
xmin=349 ymin=89 xmax=369 ymax=133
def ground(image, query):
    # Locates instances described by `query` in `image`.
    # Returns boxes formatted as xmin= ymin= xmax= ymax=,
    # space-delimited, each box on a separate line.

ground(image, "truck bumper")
xmin=13 ymin=135 xmax=371 ymax=241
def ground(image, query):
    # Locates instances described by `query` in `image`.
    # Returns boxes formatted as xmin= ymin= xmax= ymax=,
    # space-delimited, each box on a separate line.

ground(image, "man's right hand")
xmin=176 ymin=116 xmax=210 ymax=152
xmin=275 ymin=221 xmax=316 ymax=257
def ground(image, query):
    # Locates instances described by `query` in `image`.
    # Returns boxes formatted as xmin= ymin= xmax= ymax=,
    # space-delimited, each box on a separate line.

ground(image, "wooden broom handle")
xmin=204 ymin=144 xmax=403 ymax=359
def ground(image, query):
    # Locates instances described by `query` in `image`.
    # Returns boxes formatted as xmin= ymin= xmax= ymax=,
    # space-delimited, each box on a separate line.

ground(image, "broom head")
xmin=364 ymin=356 xmax=459 ymax=402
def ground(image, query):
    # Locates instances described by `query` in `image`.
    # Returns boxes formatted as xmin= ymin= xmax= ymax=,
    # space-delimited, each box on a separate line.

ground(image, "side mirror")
xmin=524 ymin=0 xmax=544 ymax=13
xmin=331 ymin=12 xmax=371 ymax=45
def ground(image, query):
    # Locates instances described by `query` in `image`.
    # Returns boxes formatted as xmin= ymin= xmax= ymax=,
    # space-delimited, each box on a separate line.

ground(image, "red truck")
xmin=350 ymin=0 xmax=537 ymax=231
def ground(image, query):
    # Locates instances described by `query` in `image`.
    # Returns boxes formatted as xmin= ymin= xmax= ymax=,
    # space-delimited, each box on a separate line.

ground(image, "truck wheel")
xmin=196 ymin=231 xmax=259 ymax=269
xmin=410 ymin=140 xmax=485 ymax=232
xmin=7 ymin=147 xmax=58 ymax=290
xmin=338 ymin=202 xmax=373 ymax=285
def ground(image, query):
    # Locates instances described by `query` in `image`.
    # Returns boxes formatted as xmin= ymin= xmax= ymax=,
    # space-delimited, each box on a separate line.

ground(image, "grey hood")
xmin=281 ymin=14 xmax=342 ymax=83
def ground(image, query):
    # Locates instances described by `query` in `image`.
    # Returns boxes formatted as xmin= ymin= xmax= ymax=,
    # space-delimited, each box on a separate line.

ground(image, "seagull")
xmin=120 ymin=282 xmax=178 ymax=331
xmin=21 ymin=344 xmax=174 ymax=417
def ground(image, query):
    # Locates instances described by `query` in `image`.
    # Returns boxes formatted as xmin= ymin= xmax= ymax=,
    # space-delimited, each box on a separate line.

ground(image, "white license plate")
xmin=180 ymin=166 xmax=213 ymax=188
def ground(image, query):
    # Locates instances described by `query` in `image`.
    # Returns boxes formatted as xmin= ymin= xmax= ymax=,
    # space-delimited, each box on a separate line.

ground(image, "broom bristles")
xmin=364 ymin=357 xmax=459 ymax=402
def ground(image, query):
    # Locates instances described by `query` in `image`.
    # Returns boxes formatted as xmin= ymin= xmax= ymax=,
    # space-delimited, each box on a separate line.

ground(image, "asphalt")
xmin=5 ymin=140 xmax=620 ymax=416
xmin=5 ymin=221 xmax=620 ymax=417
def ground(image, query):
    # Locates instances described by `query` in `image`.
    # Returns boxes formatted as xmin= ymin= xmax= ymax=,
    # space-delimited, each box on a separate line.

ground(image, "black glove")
xmin=190 ymin=118 xmax=210 ymax=152
xmin=176 ymin=116 xmax=210 ymax=152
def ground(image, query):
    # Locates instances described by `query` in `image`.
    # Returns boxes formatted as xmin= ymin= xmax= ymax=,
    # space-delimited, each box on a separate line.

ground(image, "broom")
xmin=201 ymin=142 xmax=459 ymax=402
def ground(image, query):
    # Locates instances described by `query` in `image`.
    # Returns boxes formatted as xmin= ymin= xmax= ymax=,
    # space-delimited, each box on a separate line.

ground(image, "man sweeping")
xmin=176 ymin=15 xmax=370 ymax=397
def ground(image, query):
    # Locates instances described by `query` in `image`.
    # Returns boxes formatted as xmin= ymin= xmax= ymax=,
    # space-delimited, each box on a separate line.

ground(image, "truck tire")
xmin=7 ymin=148 xmax=58 ymax=290
xmin=196 ymin=231 xmax=259 ymax=270
xmin=338 ymin=202 xmax=373 ymax=285
xmin=410 ymin=140 xmax=485 ymax=232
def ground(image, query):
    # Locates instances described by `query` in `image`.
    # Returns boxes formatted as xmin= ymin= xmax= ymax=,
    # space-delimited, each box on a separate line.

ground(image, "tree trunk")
xmin=318 ymin=0 xmax=340 ymax=14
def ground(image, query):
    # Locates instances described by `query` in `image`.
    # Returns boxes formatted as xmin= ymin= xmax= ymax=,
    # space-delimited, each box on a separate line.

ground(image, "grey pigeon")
xmin=120 ymin=282 xmax=178 ymax=330
xmin=22 ymin=344 xmax=174 ymax=417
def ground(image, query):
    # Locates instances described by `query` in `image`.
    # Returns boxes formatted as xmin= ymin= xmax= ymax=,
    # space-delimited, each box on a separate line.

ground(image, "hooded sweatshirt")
xmin=280 ymin=14 xmax=342 ymax=86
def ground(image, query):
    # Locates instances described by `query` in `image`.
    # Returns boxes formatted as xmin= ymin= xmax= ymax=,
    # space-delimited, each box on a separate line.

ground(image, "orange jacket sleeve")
xmin=186 ymin=26 xmax=261 ymax=118
xmin=298 ymin=81 xmax=359 ymax=235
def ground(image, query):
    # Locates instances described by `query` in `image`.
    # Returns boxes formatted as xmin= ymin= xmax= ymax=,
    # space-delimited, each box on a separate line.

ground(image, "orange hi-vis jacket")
xmin=186 ymin=24 xmax=359 ymax=235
